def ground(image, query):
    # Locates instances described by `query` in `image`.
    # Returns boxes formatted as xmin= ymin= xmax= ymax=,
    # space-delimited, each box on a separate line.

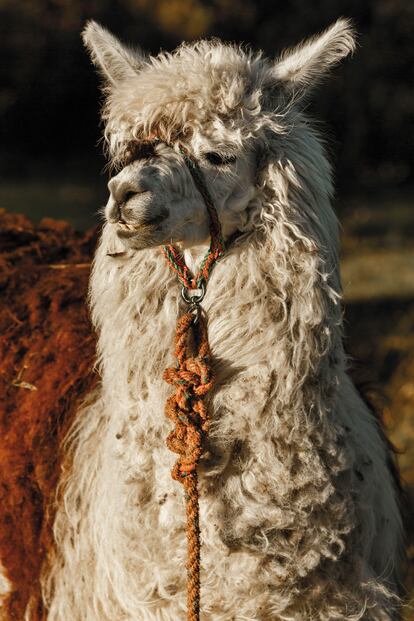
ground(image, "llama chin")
xmin=4 ymin=18 xmax=404 ymax=621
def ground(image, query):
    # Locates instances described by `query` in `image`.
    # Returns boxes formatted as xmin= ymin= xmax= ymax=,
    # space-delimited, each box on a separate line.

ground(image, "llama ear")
xmin=82 ymin=21 xmax=145 ymax=85
xmin=269 ymin=18 xmax=356 ymax=96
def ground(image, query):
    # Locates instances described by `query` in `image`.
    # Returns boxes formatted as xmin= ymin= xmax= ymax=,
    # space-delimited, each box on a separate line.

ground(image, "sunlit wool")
xmin=37 ymin=19 xmax=403 ymax=620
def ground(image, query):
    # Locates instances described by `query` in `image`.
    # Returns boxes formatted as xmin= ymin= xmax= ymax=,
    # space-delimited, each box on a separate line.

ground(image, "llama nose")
xmin=106 ymin=191 xmax=146 ymax=223
xmin=108 ymin=177 xmax=148 ymax=206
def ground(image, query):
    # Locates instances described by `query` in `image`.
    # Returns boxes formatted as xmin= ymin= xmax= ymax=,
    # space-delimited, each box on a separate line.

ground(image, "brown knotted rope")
xmin=163 ymin=311 xmax=213 ymax=621
xmin=162 ymin=142 xmax=224 ymax=621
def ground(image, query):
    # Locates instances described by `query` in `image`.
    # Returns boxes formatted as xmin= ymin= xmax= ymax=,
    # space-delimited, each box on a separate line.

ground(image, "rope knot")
xmin=164 ymin=356 xmax=213 ymax=397
xmin=164 ymin=311 xmax=213 ymax=481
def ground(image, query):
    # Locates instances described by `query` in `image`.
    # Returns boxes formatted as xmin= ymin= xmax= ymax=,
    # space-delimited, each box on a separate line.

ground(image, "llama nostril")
xmin=121 ymin=189 xmax=150 ymax=204
xmin=123 ymin=191 xmax=137 ymax=203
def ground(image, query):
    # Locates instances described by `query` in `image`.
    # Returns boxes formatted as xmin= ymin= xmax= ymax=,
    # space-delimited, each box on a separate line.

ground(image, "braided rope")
xmin=163 ymin=312 xmax=213 ymax=621
xmin=161 ymin=141 xmax=224 ymax=620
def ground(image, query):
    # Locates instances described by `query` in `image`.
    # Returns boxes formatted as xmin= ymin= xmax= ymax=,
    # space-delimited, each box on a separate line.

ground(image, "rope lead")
xmin=162 ymin=141 xmax=224 ymax=621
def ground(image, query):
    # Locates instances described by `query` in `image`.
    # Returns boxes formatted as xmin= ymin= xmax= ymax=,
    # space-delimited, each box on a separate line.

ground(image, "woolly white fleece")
xmin=38 ymin=19 xmax=403 ymax=621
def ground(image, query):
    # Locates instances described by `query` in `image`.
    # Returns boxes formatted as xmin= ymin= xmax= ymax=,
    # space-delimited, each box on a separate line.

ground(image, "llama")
xmin=8 ymin=18 xmax=405 ymax=620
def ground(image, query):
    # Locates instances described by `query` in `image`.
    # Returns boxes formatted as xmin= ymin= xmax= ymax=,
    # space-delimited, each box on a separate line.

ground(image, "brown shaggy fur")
xmin=0 ymin=211 xmax=97 ymax=619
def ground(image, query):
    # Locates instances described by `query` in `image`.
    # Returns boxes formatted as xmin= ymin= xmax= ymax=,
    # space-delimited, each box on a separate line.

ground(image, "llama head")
xmin=83 ymin=20 xmax=355 ymax=251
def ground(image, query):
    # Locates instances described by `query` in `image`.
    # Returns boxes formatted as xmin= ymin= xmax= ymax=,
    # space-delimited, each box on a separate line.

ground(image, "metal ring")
xmin=181 ymin=281 xmax=205 ymax=305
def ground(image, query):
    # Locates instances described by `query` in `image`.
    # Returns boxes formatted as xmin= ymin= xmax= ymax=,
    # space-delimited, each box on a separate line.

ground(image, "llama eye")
xmin=204 ymin=152 xmax=237 ymax=166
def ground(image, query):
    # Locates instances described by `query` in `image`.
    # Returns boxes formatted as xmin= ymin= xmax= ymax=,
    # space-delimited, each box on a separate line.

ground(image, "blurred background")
xmin=0 ymin=0 xmax=413 ymax=613
xmin=0 ymin=0 xmax=413 ymax=228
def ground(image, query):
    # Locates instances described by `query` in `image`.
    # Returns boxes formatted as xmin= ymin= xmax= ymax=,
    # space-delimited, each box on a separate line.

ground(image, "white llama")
xmin=40 ymin=19 xmax=403 ymax=621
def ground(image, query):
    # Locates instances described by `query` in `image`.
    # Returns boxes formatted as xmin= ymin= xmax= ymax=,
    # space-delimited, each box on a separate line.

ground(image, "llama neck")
xmin=90 ymin=219 xmax=345 ymax=426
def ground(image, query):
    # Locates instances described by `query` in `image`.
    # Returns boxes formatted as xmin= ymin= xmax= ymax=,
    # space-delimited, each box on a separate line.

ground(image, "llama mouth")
xmin=116 ymin=220 xmax=140 ymax=231
xmin=115 ymin=211 xmax=168 ymax=235
xmin=116 ymin=222 xmax=149 ymax=238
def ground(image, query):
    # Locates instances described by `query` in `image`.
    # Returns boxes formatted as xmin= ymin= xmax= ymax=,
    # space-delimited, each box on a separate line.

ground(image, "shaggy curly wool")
xmin=36 ymin=19 xmax=404 ymax=621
